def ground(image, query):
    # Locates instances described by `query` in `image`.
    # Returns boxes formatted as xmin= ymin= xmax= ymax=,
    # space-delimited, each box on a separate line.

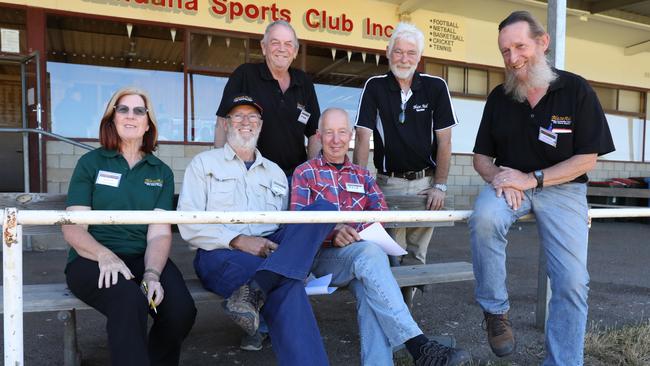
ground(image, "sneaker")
xmin=240 ymin=330 xmax=268 ymax=351
xmin=222 ymin=282 xmax=266 ymax=336
xmin=414 ymin=340 xmax=471 ymax=366
xmin=483 ymin=312 xmax=515 ymax=357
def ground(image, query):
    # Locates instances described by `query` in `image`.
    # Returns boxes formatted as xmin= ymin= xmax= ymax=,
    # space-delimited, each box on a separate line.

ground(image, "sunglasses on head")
xmin=114 ymin=104 xmax=148 ymax=116
xmin=398 ymin=102 xmax=406 ymax=124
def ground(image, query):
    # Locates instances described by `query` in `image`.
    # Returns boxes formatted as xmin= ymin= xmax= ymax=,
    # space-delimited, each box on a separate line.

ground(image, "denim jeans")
xmin=469 ymin=183 xmax=590 ymax=366
xmin=194 ymin=200 xmax=337 ymax=366
xmin=311 ymin=241 xmax=422 ymax=366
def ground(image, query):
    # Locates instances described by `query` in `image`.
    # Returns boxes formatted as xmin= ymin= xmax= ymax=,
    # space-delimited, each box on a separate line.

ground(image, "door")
xmin=0 ymin=53 xmax=41 ymax=192
xmin=0 ymin=58 xmax=24 ymax=191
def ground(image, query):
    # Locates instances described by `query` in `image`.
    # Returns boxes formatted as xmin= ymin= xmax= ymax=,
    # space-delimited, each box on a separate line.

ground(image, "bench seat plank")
xmin=1 ymin=262 xmax=474 ymax=313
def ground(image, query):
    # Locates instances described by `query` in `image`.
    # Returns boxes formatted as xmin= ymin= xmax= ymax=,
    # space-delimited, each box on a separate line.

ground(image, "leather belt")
xmin=379 ymin=167 xmax=434 ymax=180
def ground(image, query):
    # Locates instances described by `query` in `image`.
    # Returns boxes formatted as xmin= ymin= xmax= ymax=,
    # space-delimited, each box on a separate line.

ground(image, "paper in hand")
xmin=359 ymin=222 xmax=408 ymax=256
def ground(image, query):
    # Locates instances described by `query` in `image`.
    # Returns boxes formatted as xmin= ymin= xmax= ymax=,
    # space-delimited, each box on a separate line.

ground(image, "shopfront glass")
xmin=46 ymin=15 xmax=184 ymax=141
xmin=307 ymin=45 xmax=389 ymax=122
xmin=186 ymin=32 xmax=249 ymax=142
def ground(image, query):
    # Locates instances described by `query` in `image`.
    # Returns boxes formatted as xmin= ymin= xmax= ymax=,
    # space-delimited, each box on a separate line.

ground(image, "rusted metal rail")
xmin=3 ymin=207 xmax=650 ymax=365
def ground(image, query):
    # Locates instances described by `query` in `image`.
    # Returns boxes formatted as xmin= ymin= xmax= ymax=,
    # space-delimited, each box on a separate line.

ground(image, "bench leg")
xmin=401 ymin=286 xmax=415 ymax=309
xmin=58 ymin=309 xmax=82 ymax=366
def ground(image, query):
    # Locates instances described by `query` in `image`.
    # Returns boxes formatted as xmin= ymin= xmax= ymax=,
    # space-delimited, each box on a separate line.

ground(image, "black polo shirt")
xmin=355 ymin=71 xmax=457 ymax=173
xmin=473 ymin=69 xmax=615 ymax=182
xmin=217 ymin=62 xmax=320 ymax=174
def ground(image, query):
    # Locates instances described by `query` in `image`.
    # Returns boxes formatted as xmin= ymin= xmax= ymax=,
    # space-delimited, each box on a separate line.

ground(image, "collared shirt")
xmin=177 ymin=144 xmax=288 ymax=251
xmin=290 ymin=155 xmax=387 ymax=242
xmin=473 ymin=69 xmax=615 ymax=182
xmin=355 ymin=71 xmax=458 ymax=173
xmin=217 ymin=62 xmax=320 ymax=174
xmin=66 ymin=148 xmax=174 ymax=261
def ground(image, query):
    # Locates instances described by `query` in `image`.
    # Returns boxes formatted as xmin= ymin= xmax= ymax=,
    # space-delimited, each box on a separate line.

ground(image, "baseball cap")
xmin=225 ymin=94 xmax=263 ymax=115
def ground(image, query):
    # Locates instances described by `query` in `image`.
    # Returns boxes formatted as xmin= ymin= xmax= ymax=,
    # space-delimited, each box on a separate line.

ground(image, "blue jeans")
xmin=469 ymin=183 xmax=590 ymax=366
xmin=311 ymin=241 xmax=422 ymax=366
xmin=194 ymin=200 xmax=337 ymax=366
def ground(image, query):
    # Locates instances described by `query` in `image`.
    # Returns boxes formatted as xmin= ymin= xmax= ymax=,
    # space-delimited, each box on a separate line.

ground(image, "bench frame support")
xmin=3 ymin=208 xmax=24 ymax=366
xmin=58 ymin=309 xmax=82 ymax=366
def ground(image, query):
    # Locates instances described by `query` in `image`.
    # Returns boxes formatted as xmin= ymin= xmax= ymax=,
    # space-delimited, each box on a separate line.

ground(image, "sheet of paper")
xmin=305 ymin=273 xmax=337 ymax=296
xmin=359 ymin=222 xmax=408 ymax=256
xmin=1 ymin=29 xmax=20 ymax=53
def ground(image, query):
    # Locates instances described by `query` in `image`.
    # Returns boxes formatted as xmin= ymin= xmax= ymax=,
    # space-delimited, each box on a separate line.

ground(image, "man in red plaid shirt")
xmin=290 ymin=108 xmax=469 ymax=366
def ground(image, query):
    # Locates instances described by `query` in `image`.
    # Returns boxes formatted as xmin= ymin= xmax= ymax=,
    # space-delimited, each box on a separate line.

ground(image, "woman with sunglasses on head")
xmin=62 ymin=86 xmax=196 ymax=366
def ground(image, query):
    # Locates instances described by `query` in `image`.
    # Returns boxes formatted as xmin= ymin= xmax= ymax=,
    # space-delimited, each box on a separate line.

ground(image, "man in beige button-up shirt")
xmin=177 ymin=94 xmax=335 ymax=366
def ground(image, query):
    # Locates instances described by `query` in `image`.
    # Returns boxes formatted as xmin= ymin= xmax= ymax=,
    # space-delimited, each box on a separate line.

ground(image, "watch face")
xmin=434 ymin=184 xmax=447 ymax=192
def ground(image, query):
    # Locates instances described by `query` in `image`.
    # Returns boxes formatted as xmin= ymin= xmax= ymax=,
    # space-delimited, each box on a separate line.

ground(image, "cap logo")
xmin=233 ymin=95 xmax=254 ymax=103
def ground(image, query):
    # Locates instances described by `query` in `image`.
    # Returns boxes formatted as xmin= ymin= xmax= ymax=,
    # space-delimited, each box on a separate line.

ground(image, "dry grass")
xmin=584 ymin=320 xmax=650 ymax=366
xmin=394 ymin=321 xmax=650 ymax=365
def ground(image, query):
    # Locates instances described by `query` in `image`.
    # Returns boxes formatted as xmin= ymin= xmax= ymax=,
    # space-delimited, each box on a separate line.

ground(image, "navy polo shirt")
xmin=473 ymin=69 xmax=615 ymax=182
xmin=217 ymin=62 xmax=320 ymax=174
xmin=66 ymin=148 xmax=174 ymax=262
xmin=355 ymin=71 xmax=457 ymax=173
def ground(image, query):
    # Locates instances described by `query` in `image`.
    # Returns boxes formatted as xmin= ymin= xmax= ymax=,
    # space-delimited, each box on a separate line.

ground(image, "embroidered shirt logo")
xmin=144 ymin=178 xmax=163 ymax=187
xmin=412 ymin=103 xmax=429 ymax=112
xmin=550 ymin=115 xmax=572 ymax=133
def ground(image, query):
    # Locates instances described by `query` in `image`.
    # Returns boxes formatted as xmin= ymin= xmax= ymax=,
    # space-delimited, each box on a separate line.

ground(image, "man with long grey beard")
xmin=470 ymin=11 xmax=614 ymax=365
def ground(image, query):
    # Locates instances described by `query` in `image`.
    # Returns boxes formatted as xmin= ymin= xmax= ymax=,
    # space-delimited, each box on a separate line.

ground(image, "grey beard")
xmin=227 ymin=130 xmax=259 ymax=151
xmin=504 ymin=56 xmax=557 ymax=103
xmin=390 ymin=63 xmax=416 ymax=80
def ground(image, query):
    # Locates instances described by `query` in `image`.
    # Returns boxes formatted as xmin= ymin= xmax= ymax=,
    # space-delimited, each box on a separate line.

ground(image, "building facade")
xmin=1 ymin=0 xmax=649 ymax=210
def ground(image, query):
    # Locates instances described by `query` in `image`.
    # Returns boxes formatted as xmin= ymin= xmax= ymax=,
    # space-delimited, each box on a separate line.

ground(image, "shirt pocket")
xmin=258 ymin=178 xmax=287 ymax=211
xmin=208 ymin=175 xmax=237 ymax=208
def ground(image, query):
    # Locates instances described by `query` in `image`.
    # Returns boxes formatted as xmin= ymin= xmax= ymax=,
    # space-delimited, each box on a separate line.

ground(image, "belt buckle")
xmin=404 ymin=171 xmax=417 ymax=180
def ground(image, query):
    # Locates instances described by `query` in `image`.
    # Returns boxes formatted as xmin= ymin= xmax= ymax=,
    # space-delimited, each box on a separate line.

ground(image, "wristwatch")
xmin=433 ymin=183 xmax=447 ymax=192
xmin=533 ymin=170 xmax=544 ymax=188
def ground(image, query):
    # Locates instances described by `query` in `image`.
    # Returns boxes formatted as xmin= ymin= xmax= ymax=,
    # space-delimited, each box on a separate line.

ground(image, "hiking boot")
xmin=222 ymin=282 xmax=266 ymax=336
xmin=483 ymin=312 xmax=515 ymax=357
xmin=414 ymin=340 xmax=471 ymax=366
xmin=240 ymin=330 xmax=268 ymax=351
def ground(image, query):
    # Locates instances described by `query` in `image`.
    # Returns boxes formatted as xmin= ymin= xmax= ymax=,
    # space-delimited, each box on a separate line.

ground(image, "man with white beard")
xmin=354 ymin=22 xmax=457 ymax=268
xmin=470 ymin=11 xmax=614 ymax=365
xmin=178 ymin=94 xmax=337 ymax=366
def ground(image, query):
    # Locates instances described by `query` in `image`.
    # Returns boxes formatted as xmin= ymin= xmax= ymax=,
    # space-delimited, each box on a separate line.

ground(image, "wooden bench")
xmin=1 ymin=192 xmax=473 ymax=366
xmin=587 ymin=186 xmax=650 ymax=208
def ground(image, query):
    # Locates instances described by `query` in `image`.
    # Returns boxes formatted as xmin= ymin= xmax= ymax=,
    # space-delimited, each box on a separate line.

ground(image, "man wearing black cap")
xmin=178 ymin=94 xmax=335 ymax=366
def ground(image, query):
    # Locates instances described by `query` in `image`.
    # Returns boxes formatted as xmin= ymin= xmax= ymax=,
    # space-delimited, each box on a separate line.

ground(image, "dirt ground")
xmin=2 ymin=220 xmax=649 ymax=365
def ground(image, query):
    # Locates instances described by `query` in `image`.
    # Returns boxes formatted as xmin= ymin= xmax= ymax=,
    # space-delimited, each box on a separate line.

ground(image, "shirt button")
xmin=530 ymin=113 xmax=535 ymax=118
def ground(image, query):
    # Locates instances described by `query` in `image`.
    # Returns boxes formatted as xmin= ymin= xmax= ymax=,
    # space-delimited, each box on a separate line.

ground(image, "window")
xmin=305 ymin=44 xmax=388 ymax=122
xmin=424 ymin=61 xmax=502 ymax=97
xmin=46 ymin=15 xmax=184 ymax=141
xmin=593 ymin=84 xmax=645 ymax=115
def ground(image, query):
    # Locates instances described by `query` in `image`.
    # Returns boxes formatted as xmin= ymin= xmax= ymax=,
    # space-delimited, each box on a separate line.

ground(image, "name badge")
xmin=297 ymin=108 xmax=311 ymax=124
xmin=538 ymin=127 xmax=557 ymax=147
xmin=96 ymin=170 xmax=122 ymax=187
xmin=345 ymin=183 xmax=365 ymax=194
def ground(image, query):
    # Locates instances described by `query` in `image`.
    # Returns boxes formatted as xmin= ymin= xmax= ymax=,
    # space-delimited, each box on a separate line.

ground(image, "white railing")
xmin=3 ymin=207 xmax=650 ymax=365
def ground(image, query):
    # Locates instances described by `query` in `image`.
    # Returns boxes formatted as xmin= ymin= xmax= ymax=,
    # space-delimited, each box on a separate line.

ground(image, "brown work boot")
xmin=482 ymin=312 xmax=515 ymax=357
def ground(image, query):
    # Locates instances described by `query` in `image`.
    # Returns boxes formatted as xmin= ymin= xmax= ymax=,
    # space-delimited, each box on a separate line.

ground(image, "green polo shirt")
xmin=66 ymin=148 xmax=174 ymax=262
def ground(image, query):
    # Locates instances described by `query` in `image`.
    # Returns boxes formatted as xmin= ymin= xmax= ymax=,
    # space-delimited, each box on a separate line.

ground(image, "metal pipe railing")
xmin=0 ymin=127 xmax=94 ymax=151
xmin=3 ymin=207 xmax=650 ymax=365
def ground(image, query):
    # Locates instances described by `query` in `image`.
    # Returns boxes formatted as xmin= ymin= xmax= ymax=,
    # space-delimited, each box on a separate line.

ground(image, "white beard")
xmin=390 ymin=62 xmax=417 ymax=80
xmin=226 ymin=128 xmax=259 ymax=151
xmin=504 ymin=54 xmax=557 ymax=103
